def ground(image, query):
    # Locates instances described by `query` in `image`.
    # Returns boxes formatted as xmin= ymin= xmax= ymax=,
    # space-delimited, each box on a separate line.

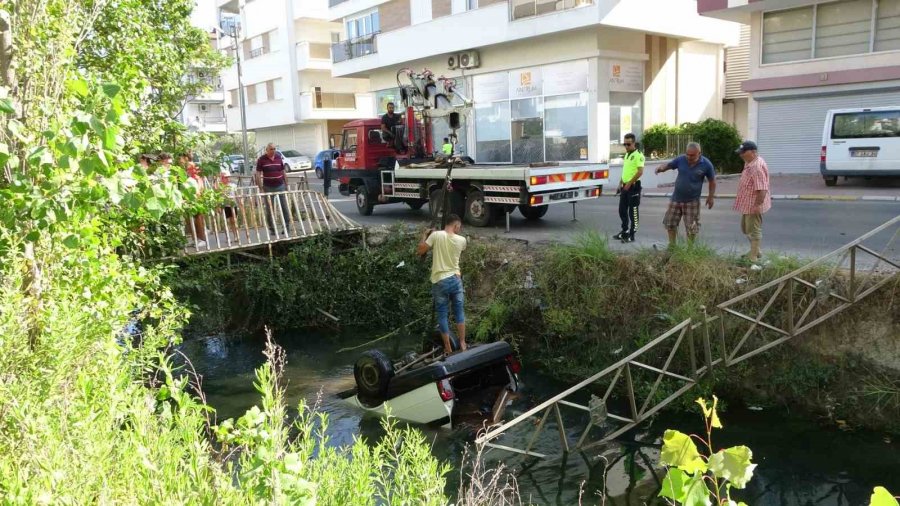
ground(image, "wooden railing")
xmin=477 ymin=215 xmax=900 ymax=459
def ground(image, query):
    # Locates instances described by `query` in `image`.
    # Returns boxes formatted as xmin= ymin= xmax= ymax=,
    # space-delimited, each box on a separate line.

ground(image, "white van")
xmin=821 ymin=107 xmax=900 ymax=186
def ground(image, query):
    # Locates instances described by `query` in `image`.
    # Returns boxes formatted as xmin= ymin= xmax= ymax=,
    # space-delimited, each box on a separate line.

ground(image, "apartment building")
xmin=700 ymin=0 xmax=900 ymax=173
xmin=182 ymin=0 xmax=228 ymax=134
xmin=217 ymin=0 xmax=373 ymax=156
xmin=326 ymin=0 xmax=741 ymax=164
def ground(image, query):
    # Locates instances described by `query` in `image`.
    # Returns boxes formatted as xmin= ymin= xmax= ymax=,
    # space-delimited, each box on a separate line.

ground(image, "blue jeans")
xmin=432 ymin=275 xmax=465 ymax=335
xmin=263 ymin=184 xmax=290 ymax=232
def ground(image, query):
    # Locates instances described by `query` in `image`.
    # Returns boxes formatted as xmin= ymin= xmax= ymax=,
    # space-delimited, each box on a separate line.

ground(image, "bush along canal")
xmin=171 ymin=227 xmax=900 ymax=504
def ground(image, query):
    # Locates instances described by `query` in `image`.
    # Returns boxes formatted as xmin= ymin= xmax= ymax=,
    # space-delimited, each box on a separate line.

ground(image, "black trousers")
xmin=618 ymin=180 xmax=642 ymax=237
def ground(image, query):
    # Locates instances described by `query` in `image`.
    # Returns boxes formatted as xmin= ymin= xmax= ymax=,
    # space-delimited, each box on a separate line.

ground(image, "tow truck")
xmin=335 ymin=69 xmax=609 ymax=226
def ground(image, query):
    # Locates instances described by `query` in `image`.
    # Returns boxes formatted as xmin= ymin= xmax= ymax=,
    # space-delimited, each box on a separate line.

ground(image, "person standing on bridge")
xmin=417 ymin=214 xmax=468 ymax=356
xmin=734 ymin=141 xmax=771 ymax=262
xmin=256 ymin=143 xmax=291 ymax=235
xmin=614 ymin=133 xmax=644 ymax=243
xmin=655 ymin=142 xmax=716 ymax=248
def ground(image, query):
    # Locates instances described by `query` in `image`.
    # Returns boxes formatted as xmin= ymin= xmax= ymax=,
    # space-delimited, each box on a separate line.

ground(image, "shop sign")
xmin=543 ymin=60 xmax=588 ymax=95
xmin=608 ymin=61 xmax=643 ymax=92
xmin=509 ymin=67 xmax=543 ymax=99
xmin=473 ymin=72 xmax=509 ymax=103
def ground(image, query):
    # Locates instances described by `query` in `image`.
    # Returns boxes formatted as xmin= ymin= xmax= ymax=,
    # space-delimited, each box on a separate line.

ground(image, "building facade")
xmin=700 ymin=0 xmax=900 ymax=173
xmin=181 ymin=0 xmax=228 ymax=134
xmin=217 ymin=0 xmax=373 ymax=156
xmin=327 ymin=0 xmax=740 ymax=164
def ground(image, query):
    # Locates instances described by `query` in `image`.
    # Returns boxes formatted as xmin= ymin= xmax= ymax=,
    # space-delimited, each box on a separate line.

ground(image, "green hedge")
xmin=641 ymin=119 xmax=744 ymax=174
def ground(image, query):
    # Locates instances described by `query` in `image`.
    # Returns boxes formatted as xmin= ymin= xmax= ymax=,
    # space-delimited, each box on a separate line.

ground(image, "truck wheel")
xmin=465 ymin=190 xmax=493 ymax=227
xmin=356 ymin=186 xmax=374 ymax=216
xmin=824 ymin=176 xmax=838 ymax=187
xmin=406 ymin=200 xmax=426 ymax=210
xmin=519 ymin=204 xmax=549 ymax=220
xmin=354 ymin=349 xmax=394 ymax=406
xmin=430 ymin=188 xmax=464 ymax=223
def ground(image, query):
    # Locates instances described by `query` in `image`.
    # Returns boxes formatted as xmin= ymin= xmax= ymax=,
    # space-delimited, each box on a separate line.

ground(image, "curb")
xmin=634 ymin=192 xmax=899 ymax=202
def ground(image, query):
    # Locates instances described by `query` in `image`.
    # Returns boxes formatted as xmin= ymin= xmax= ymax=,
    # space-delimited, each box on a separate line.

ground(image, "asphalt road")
xmin=312 ymin=181 xmax=898 ymax=260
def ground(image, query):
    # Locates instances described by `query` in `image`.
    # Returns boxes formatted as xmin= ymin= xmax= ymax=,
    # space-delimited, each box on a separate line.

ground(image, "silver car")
xmin=279 ymin=149 xmax=312 ymax=172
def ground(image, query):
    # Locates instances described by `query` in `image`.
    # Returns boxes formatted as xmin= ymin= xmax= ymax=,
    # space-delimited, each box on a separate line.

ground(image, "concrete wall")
xmin=379 ymin=0 xmax=412 ymax=32
xmin=677 ymin=40 xmax=723 ymax=123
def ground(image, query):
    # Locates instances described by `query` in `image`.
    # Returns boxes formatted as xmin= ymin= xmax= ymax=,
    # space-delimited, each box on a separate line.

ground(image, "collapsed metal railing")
xmin=184 ymin=189 xmax=360 ymax=255
xmin=477 ymin=215 xmax=900 ymax=459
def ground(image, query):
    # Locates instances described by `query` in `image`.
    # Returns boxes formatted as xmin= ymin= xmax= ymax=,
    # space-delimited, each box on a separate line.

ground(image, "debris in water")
xmin=611 ymin=346 xmax=623 ymax=355
xmin=735 ymin=277 xmax=748 ymax=285
xmin=748 ymin=406 xmax=763 ymax=411
xmin=396 ymin=260 xmax=405 ymax=268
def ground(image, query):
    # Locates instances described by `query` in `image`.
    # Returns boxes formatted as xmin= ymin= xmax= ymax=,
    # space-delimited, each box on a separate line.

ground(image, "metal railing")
xmin=183 ymin=188 xmax=360 ymax=255
xmin=477 ymin=215 xmax=900 ymax=459
xmin=331 ymin=33 xmax=377 ymax=63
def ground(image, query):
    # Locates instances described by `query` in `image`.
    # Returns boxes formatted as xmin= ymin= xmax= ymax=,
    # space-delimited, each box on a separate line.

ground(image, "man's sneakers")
xmin=622 ymin=235 xmax=635 ymax=243
xmin=613 ymin=231 xmax=635 ymax=243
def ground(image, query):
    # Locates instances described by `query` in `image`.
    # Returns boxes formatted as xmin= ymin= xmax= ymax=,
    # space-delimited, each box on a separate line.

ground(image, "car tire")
xmin=824 ymin=176 xmax=838 ymax=187
xmin=354 ymin=349 xmax=394 ymax=406
xmin=519 ymin=204 xmax=549 ymax=220
xmin=429 ymin=188 xmax=464 ymax=224
xmin=356 ymin=186 xmax=374 ymax=216
xmin=315 ymin=167 xmax=324 ymax=179
xmin=465 ymin=189 xmax=492 ymax=227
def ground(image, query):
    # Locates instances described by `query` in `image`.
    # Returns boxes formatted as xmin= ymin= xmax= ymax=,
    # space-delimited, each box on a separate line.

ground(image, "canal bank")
xmin=170 ymin=227 xmax=900 ymax=435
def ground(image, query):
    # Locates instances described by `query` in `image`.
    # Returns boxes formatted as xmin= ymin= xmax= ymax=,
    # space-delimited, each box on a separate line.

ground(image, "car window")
xmin=281 ymin=150 xmax=303 ymax=157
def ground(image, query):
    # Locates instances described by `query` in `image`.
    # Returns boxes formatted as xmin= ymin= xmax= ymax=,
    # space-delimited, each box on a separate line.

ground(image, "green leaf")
xmin=661 ymin=430 xmax=707 ymax=474
xmin=89 ymin=116 xmax=105 ymax=137
xmin=101 ymin=83 xmax=121 ymax=99
xmin=696 ymin=396 xmax=723 ymax=429
xmin=708 ymin=446 xmax=756 ymax=489
xmin=67 ymin=79 xmax=90 ymax=97
xmin=103 ymin=125 xmax=118 ymax=150
xmin=25 ymin=231 xmax=40 ymax=242
xmin=682 ymin=473 xmax=712 ymax=506
xmin=0 ymin=97 xmax=14 ymax=114
xmin=62 ymin=235 xmax=80 ymax=249
xmin=871 ymin=487 xmax=899 ymax=506
xmin=659 ymin=468 xmax=689 ymax=502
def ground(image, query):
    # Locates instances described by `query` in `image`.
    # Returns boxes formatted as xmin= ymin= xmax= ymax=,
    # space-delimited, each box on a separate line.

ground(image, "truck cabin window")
xmin=342 ymin=129 xmax=358 ymax=153
xmin=367 ymin=128 xmax=386 ymax=144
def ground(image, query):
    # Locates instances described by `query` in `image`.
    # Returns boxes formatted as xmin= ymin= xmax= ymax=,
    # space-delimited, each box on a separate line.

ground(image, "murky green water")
xmin=180 ymin=330 xmax=900 ymax=505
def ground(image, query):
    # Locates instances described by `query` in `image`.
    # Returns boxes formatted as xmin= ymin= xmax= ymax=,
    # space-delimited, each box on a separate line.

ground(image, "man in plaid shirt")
xmin=734 ymin=141 xmax=771 ymax=262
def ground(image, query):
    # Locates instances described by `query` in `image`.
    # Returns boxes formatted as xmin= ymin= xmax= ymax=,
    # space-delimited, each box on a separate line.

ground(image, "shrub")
xmin=681 ymin=119 xmax=744 ymax=174
xmin=641 ymin=123 xmax=673 ymax=159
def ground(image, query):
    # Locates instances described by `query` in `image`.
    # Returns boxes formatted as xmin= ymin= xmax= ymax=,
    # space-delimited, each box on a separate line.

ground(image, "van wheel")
xmin=824 ymin=176 xmax=838 ymax=187
xmin=354 ymin=350 xmax=394 ymax=406
xmin=519 ymin=204 xmax=549 ymax=220
xmin=430 ymin=188 xmax=464 ymax=223
xmin=356 ymin=187 xmax=374 ymax=216
xmin=465 ymin=190 xmax=493 ymax=227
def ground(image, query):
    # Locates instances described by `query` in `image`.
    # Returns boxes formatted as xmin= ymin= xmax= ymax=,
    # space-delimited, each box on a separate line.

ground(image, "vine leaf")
xmin=696 ymin=396 xmax=723 ymax=429
xmin=661 ymin=430 xmax=707 ymax=474
xmin=682 ymin=473 xmax=712 ymax=506
xmin=708 ymin=445 xmax=756 ymax=489
xmin=871 ymin=487 xmax=899 ymax=506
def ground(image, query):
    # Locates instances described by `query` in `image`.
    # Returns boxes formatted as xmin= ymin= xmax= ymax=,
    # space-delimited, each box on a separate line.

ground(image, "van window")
xmin=832 ymin=110 xmax=900 ymax=139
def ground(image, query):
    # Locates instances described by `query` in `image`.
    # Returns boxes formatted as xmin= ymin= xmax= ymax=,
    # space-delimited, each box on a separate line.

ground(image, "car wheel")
xmin=354 ymin=349 xmax=394 ymax=407
xmin=356 ymin=186 xmax=374 ymax=216
xmin=824 ymin=176 xmax=838 ymax=187
xmin=465 ymin=189 xmax=492 ymax=227
xmin=519 ymin=204 xmax=549 ymax=220
xmin=315 ymin=167 xmax=324 ymax=179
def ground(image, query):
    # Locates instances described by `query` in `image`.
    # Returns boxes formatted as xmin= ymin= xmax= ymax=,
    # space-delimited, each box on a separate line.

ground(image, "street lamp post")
xmin=222 ymin=18 xmax=251 ymax=175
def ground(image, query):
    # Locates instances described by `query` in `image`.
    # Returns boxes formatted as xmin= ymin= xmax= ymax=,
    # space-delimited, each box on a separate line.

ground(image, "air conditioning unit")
xmin=447 ymin=54 xmax=459 ymax=70
xmin=458 ymin=50 xmax=480 ymax=69
xmin=200 ymin=104 xmax=209 ymax=112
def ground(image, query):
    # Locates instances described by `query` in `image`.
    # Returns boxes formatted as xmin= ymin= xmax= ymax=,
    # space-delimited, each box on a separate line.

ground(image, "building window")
xmin=609 ymin=92 xmax=642 ymax=160
xmin=467 ymin=0 xmax=477 ymax=10
xmin=229 ymin=89 xmax=239 ymax=106
xmin=475 ymin=101 xmax=512 ymax=163
xmin=346 ymin=11 xmax=379 ymax=39
xmin=411 ymin=0 xmax=433 ymax=25
xmin=244 ymin=29 xmax=279 ymax=60
xmin=247 ymin=78 xmax=283 ymax=105
xmin=544 ymin=93 xmax=589 ymax=161
xmin=762 ymin=0 xmax=900 ymax=64
xmin=510 ymin=0 xmax=592 ymax=21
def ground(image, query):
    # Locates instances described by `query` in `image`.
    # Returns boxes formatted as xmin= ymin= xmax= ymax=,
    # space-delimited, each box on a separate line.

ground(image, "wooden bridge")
xmin=183 ymin=174 xmax=361 ymax=256
xmin=477 ymin=214 xmax=900 ymax=459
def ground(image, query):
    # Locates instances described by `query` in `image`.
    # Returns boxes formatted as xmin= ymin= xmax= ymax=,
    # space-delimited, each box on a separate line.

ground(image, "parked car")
xmin=279 ymin=149 xmax=312 ymax=172
xmin=821 ymin=106 xmax=900 ymax=186
xmin=314 ymin=149 xmax=341 ymax=179
xmin=220 ymin=154 xmax=244 ymax=174
xmin=339 ymin=340 xmax=521 ymax=427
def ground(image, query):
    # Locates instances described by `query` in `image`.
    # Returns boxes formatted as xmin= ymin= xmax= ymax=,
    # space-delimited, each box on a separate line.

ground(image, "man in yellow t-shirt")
xmin=417 ymin=214 xmax=468 ymax=354
xmin=441 ymin=137 xmax=453 ymax=156
xmin=614 ymin=132 xmax=644 ymax=243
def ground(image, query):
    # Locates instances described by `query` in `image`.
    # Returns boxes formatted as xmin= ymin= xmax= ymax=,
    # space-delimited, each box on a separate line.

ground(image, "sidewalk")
xmin=646 ymin=173 xmax=900 ymax=202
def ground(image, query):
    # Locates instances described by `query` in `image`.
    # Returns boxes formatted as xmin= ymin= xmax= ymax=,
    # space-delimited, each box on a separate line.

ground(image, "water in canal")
xmin=180 ymin=329 xmax=900 ymax=505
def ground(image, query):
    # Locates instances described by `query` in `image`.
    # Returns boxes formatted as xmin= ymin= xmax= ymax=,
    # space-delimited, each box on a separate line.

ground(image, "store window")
xmin=545 ymin=93 xmax=589 ymax=161
xmin=511 ymin=97 xmax=543 ymax=164
xmin=474 ymin=102 xmax=512 ymax=163
xmin=609 ymin=92 xmax=642 ymax=159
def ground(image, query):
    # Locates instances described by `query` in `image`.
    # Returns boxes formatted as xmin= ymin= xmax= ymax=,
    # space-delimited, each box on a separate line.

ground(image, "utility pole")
xmin=223 ymin=18 xmax=251 ymax=175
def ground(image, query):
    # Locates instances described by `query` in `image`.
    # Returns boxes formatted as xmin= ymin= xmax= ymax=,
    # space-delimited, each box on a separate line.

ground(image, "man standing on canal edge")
xmin=417 ymin=214 xmax=468 ymax=355
xmin=614 ymin=132 xmax=644 ymax=243
xmin=734 ymin=140 xmax=771 ymax=262
xmin=655 ymin=142 xmax=716 ymax=248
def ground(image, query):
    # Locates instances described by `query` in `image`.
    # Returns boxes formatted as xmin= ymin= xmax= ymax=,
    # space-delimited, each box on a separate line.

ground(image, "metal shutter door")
xmin=291 ymin=124 xmax=319 ymax=155
xmin=758 ymin=90 xmax=900 ymax=173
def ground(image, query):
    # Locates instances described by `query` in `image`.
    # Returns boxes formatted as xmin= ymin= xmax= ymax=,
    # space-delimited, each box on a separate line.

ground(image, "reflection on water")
xmin=180 ymin=330 xmax=900 ymax=505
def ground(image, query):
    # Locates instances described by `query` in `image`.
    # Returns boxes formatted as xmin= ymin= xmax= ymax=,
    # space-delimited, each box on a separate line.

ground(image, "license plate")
xmin=549 ymin=191 xmax=576 ymax=201
xmin=851 ymin=150 xmax=878 ymax=157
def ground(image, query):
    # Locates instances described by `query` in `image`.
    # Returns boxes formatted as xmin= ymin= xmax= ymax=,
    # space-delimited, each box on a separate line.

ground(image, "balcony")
xmin=299 ymin=91 xmax=374 ymax=121
xmin=331 ymin=33 xmax=377 ymax=63
xmin=296 ymin=41 xmax=332 ymax=71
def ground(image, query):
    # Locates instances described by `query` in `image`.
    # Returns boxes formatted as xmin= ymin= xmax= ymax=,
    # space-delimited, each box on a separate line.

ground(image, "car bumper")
xmin=343 ymin=385 xmax=454 ymax=427
xmin=821 ymin=164 xmax=900 ymax=177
